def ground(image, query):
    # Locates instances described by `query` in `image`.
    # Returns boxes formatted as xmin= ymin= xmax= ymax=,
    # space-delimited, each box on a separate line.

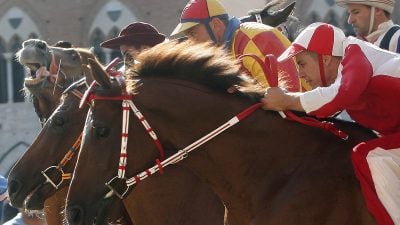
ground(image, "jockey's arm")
xmin=261 ymin=87 xmax=304 ymax=112
xmin=263 ymin=44 xmax=373 ymax=117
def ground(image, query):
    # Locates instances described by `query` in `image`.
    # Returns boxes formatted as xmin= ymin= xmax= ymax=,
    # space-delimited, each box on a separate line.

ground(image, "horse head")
xmin=16 ymin=39 xmax=97 ymax=123
xmin=8 ymin=58 xmax=134 ymax=225
xmin=7 ymin=77 xmax=89 ymax=210
xmin=66 ymin=42 xmax=238 ymax=225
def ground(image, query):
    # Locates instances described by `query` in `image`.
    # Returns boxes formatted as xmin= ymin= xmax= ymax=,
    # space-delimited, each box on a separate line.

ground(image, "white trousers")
xmin=367 ymin=147 xmax=400 ymax=225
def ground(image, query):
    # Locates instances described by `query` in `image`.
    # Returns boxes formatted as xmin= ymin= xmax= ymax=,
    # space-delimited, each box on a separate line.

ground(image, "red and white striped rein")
xmin=124 ymin=102 xmax=262 ymax=188
xmin=98 ymin=93 xmax=261 ymax=185
xmin=83 ymin=78 xmax=263 ymax=199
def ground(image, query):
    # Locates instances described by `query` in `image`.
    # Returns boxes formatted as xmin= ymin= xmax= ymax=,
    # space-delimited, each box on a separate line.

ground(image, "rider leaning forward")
xmin=262 ymin=22 xmax=400 ymax=225
xmin=170 ymin=0 xmax=307 ymax=92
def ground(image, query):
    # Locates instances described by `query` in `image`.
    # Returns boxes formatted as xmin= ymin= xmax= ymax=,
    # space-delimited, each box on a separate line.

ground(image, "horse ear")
xmin=88 ymin=58 xmax=111 ymax=88
xmin=279 ymin=2 xmax=296 ymax=19
xmin=260 ymin=1 xmax=296 ymax=27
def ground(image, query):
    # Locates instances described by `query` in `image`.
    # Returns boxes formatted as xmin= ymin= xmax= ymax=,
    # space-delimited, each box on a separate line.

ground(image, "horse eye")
xmin=95 ymin=127 xmax=110 ymax=138
xmin=52 ymin=117 xmax=64 ymax=126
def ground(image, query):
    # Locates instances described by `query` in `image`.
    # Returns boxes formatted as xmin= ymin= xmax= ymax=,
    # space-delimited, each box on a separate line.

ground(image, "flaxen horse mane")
xmin=125 ymin=41 xmax=264 ymax=100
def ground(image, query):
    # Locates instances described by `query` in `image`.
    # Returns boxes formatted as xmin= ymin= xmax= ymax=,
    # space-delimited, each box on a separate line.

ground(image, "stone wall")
xmin=0 ymin=102 xmax=40 ymax=176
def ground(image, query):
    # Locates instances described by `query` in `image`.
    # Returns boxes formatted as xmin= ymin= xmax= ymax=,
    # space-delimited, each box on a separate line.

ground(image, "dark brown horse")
xmin=12 ymin=40 xmax=132 ymax=225
xmin=9 ymin=66 xmax=225 ymax=225
xmin=240 ymin=1 xmax=300 ymax=41
xmin=12 ymin=39 xmax=102 ymax=225
xmin=67 ymin=41 xmax=378 ymax=225
xmin=241 ymin=1 xmax=295 ymax=26
xmin=9 ymin=77 xmax=135 ymax=225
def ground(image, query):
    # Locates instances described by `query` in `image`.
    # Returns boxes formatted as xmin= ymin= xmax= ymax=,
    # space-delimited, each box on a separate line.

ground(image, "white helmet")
xmin=278 ymin=23 xmax=346 ymax=87
xmin=278 ymin=22 xmax=345 ymax=62
xmin=336 ymin=0 xmax=395 ymax=14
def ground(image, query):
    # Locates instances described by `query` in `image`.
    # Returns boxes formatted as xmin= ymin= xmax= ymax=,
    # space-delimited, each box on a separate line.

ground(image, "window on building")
xmin=10 ymin=35 xmax=25 ymax=102
xmin=0 ymin=41 xmax=7 ymax=103
xmin=91 ymin=28 xmax=106 ymax=64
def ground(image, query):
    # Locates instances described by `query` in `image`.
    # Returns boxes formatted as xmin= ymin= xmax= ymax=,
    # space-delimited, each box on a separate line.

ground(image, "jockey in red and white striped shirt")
xmin=262 ymin=22 xmax=400 ymax=225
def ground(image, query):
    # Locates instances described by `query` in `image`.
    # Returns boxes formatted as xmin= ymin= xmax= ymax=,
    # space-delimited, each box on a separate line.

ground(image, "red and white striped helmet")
xmin=336 ymin=0 xmax=395 ymax=14
xmin=278 ymin=22 xmax=346 ymax=62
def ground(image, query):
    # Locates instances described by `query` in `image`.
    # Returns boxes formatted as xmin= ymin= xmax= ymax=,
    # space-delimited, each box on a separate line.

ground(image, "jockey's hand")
xmin=261 ymin=87 xmax=304 ymax=112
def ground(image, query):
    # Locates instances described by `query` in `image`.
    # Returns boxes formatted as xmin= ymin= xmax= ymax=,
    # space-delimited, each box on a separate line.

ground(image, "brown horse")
xmin=8 ymin=67 xmax=225 ymax=225
xmin=67 ymin=41 xmax=378 ymax=225
xmin=14 ymin=39 xmax=95 ymax=225
xmin=11 ymin=40 xmax=132 ymax=225
xmin=10 ymin=78 xmax=134 ymax=225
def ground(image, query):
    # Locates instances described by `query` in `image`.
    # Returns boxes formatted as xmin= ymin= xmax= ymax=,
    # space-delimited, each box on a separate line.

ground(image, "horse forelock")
xmin=125 ymin=41 xmax=262 ymax=98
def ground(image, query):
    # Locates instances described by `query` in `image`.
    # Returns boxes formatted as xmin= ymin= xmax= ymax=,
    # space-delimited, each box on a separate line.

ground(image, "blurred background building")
xmin=0 ymin=0 xmax=399 ymax=176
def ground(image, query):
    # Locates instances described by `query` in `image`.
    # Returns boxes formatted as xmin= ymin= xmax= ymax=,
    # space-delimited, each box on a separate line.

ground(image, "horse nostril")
xmin=67 ymin=206 xmax=84 ymax=225
xmin=8 ymin=179 xmax=21 ymax=196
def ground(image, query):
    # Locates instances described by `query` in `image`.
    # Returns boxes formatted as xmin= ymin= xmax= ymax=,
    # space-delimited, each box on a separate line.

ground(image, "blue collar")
xmin=222 ymin=17 xmax=241 ymax=49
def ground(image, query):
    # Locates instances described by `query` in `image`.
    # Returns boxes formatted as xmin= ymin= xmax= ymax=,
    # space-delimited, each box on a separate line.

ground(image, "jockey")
xmin=170 ymin=0 xmax=304 ymax=92
xmin=261 ymin=22 xmax=400 ymax=225
xmin=336 ymin=0 xmax=400 ymax=53
xmin=101 ymin=22 xmax=166 ymax=66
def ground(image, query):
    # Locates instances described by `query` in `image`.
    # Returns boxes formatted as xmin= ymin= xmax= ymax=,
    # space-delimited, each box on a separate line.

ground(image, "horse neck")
xmin=132 ymin=78 xmax=252 ymax=149
xmin=130 ymin=78 xmax=372 ymax=221
xmin=130 ymin=78 xmax=281 ymax=213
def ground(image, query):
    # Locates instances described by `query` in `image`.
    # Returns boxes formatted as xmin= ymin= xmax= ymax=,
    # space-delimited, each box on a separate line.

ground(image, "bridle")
xmin=82 ymin=56 xmax=348 ymax=200
xmin=33 ymin=51 xmax=84 ymax=127
xmin=80 ymin=75 xmax=263 ymax=200
xmin=40 ymin=80 xmax=86 ymax=189
xmin=40 ymin=59 xmax=121 ymax=190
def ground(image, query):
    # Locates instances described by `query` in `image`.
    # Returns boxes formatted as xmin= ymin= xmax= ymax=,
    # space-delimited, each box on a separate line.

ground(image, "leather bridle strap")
xmin=41 ymin=133 xmax=82 ymax=189
xmin=41 ymin=90 xmax=85 ymax=190
xmin=124 ymin=102 xmax=262 ymax=188
xmin=86 ymin=94 xmax=166 ymax=177
xmin=41 ymin=59 xmax=121 ymax=190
